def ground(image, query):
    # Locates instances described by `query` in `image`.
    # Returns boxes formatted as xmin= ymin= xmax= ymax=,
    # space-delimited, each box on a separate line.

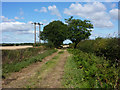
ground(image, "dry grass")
xmin=0 ymin=45 xmax=33 ymax=50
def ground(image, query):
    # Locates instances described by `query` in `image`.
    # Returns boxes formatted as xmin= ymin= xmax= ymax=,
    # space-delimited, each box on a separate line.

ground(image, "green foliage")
xmin=2 ymin=47 xmax=46 ymax=64
xmin=40 ymin=20 xmax=68 ymax=48
xmin=45 ymin=41 xmax=55 ymax=48
xmin=65 ymin=16 xmax=93 ymax=48
xmin=77 ymin=38 xmax=120 ymax=65
xmin=65 ymin=49 xmax=119 ymax=88
xmin=2 ymin=49 xmax=57 ymax=77
xmin=69 ymin=43 xmax=75 ymax=49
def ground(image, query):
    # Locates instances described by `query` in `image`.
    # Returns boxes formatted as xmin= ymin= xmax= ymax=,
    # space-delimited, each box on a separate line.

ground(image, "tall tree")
xmin=65 ymin=16 xmax=93 ymax=48
xmin=40 ymin=20 xmax=68 ymax=48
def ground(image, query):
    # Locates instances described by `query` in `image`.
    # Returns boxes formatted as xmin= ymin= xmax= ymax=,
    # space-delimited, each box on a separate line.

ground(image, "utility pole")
xmin=32 ymin=22 xmax=37 ymax=44
xmin=38 ymin=23 xmax=43 ymax=43
xmin=32 ymin=22 xmax=43 ymax=45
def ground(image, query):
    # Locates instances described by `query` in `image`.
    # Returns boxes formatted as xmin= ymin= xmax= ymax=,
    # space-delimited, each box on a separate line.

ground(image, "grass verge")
xmin=62 ymin=55 xmax=85 ymax=88
xmin=3 ymin=49 xmax=57 ymax=77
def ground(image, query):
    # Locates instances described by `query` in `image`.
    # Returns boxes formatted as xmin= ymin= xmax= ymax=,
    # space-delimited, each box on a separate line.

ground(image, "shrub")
xmin=44 ymin=41 xmax=55 ymax=48
xmin=76 ymin=38 xmax=120 ymax=65
xmin=69 ymin=43 xmax=75 ymax=48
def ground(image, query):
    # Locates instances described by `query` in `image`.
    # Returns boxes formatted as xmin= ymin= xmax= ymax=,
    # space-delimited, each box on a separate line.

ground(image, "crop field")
xmin=0 ymin=45 xmax=33 ymax=50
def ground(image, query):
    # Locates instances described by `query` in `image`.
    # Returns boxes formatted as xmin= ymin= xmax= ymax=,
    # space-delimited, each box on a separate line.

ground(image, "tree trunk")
xmin=74 ymin=42 xmax=77 ymax=48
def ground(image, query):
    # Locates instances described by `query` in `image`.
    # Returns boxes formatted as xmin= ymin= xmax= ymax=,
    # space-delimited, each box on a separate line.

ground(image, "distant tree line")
xmin=1 ymin=43 xmax=33 ymax=46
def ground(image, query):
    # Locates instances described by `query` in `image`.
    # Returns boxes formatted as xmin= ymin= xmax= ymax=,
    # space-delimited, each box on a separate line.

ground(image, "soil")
xmin=2 ymin=49 xmax=70 ymax=88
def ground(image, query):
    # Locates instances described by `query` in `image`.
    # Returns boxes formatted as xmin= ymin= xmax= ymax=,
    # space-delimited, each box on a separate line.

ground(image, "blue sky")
xmin=1 ymin=1 xmax=119 ymax=43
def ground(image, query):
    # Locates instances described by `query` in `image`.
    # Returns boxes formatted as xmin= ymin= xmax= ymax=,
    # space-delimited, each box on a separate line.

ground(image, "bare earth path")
xmin=2 ymin=49 xmax=70 ymax=88
xmin=36 ymin=50 xmax=70 ymax=88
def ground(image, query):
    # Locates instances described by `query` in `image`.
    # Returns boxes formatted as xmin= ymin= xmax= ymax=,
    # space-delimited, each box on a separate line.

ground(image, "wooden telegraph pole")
xmin=38 ymin=23 xmax=43 ymax=43
xmin=32 ymin=22 xmax=43 ymax=45
xmin=34 ymin=22 xmax=37 ymax=44
xmin=32 ymin=22 xmax=37 ymax=44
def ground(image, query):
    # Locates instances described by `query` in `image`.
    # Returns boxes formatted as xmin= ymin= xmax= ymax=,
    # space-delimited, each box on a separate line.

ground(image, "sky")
xmin=0 ymin=1 xmax=119 ymax=44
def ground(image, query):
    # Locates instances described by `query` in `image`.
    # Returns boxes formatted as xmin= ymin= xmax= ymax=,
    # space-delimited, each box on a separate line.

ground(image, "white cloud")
xmin=1 ymin=16 xmax=15 ymax=22
xmin=42 ymin=19 xmax=48 ymax=25
xmin=21 ymin=17 xmax=24 ymax=19
xmin=34 ymin=9 xmax=38 ymax=12
xmin=14 ymin=17 xmax=19 ymax=19
xmin=109 ymin=8 xmax=119 ymax=20
xmin=48 ymin=5 xmax=61 ymax=19
xmin=14 ymin=16 xmax=25 ymax=20
xmin=1 ymin=16 xmax=24 ymax=22
xmin=0 ymin=21 xmax=34 ymax=34
xmin=64 ymin=2 xmax=113 ymax=28
xmin=34 ymin=7 xmax=47 ymax=13
xmin=28 ymin=21 xmax=33 ymax=24
xmin=104 ymin=0 xmax=118 ymax=2
xmin=40 ymin=7 xmax=47 ymax=12
xmin=111 ymin=3 xmax=116 ymax=8
xmin=20 ymin=8 xmax=24 ymax=16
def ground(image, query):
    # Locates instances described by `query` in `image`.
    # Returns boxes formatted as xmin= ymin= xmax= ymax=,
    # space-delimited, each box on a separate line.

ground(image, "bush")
xmin=45 ymin=41 xmax=55 ymax=48
xmin=77 ymin=40 xmax=95 ymax=53
xmin=77 ymin=38 xmax=120 ymax=65
xmin=69 ymin=43 xmax=75 ymax=48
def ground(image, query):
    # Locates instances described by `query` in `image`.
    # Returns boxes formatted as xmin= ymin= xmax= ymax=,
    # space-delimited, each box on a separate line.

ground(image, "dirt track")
xmin=0 ymin=46 xmax=33 ymax=50
xmin=2 ymin=49 xmax=70 ymax=88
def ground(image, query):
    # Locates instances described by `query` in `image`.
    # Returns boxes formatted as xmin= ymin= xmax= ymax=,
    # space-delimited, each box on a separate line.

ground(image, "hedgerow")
xmin=76 ymin=38 xmax=120 ymax=65
xmin=66 ymin=49 xmax=119 ymax=88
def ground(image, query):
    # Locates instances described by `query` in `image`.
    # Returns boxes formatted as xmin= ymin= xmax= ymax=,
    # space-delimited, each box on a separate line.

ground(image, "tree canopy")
xmin=65 ymin=16 xmax=93 ymax=48
xmin=40 ymin=20 xmax=68 ymax=48
xmin=40 ymin=16 xmax=93 ymax=48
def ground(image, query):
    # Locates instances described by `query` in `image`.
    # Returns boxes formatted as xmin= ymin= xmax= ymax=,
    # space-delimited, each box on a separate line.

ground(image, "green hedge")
xmin=67 ymin=49 xmax=119 ymax=88
xmin=76 ymin=38 xmax=120 ymax=64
